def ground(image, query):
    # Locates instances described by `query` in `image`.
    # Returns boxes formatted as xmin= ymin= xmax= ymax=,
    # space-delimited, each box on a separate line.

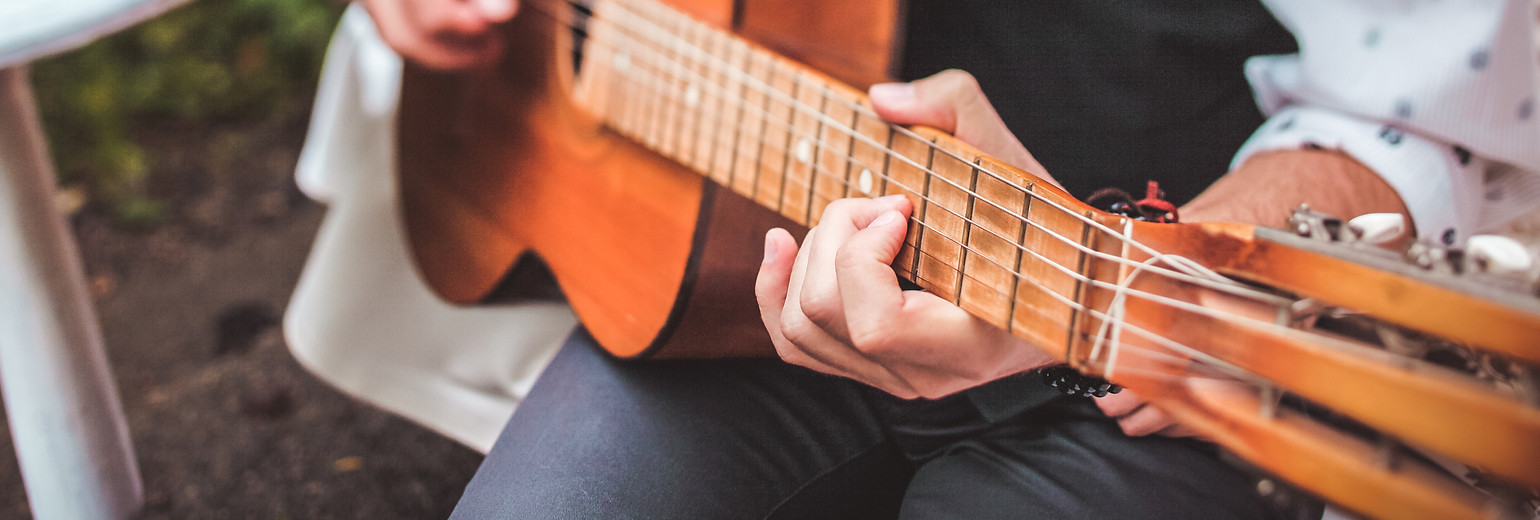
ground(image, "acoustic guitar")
xmin=393 ymin=0 xmax=1540 ymax=518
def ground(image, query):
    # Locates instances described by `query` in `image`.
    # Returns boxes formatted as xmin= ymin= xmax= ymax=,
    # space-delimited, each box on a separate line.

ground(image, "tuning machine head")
xmin=1286 ymin=205 xmax=1538 ymax=290
xmin=1287 ymin=205 xmax=1406 ymax=246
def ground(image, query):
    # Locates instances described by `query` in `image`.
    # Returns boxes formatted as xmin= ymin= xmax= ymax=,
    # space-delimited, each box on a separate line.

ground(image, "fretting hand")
xmin=361 ymin=0 xmax=519 ymax=69
xmin=754 ymin=70 xmax=1058 ymax=400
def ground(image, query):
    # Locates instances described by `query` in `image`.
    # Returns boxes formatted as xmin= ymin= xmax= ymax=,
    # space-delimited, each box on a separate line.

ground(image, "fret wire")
xmin=903 ymin=245 xmax=1260 ymax=383
xmin=551 ymin=15 xmax=1287 ymax=329
xmin=631 ymin=2 xmax=657 ymax=148
xmin=554 ymin=5 xmax=1271 ymax=384
xmin=842 ymin=105 xmax=862 ymax=199
xmin=721 ymin=40 xmax=749 ymax=190
xmin=802 ymin=89 xmax=830 ymax=226
xmin=592 ymin=3 xmax=1049 ymax=206
xmin=579 ymin=6 xmax=1084 ymax=230
xmin=750 ymin=57 xmax=778 ymax=202
xmin=561 ymin=27 xmax=1284 ymax=308
xmin=575 ymin=30 xmax=1161 ymax=296
xmin=554 ymin=11 xmax=1281 ymax=305
xmin=911 ymin=140 xmax=935 ymax=286
xmin=660 ymin=8 xmax=687 ymax=157
xmin=880 ymin=121 xmax=894 ymax=200
xmin=676 ymin=14 xmax=703 ymax=162
xmin=773 ymin=67 xmax=800 ymax=215
xmin=598 ymin=0 xmax=1050 ymax=212
xmin=699 ymin=27 xmax=728 ymax=179
xmin=835 ymin=87 xmax=859 ymax=206
xmin=602 ymin=21 xmax=1254 ymax=322
xmin=675 ymin=16 xmax=700 ymax=167
xmin=691 ymin=18 xmax=717 ymax=171
xmin=638 ymin=7 xmax=665 ymax=151
xmin=580 ymin=0 xmax=1241 ymax=285
xmin=543 ymin=2 xmax=1282 ymax=385
xmin=741 ymin=49 xmax=772 ymax=198
xmin=902 ymin=245 xmax=1253 ymax=383
xmin=687 ymin=21 xmax=709 ymax=174
xmin=1066 ymin=215 xmax=1095 ymax=361
xmin=956 ymin=160 xmax=981 ymax=306
xmin=1006 ymin=184 xmax=1033 ymax=333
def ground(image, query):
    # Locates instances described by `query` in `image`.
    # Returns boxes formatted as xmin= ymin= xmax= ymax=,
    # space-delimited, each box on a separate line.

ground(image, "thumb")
xmin=868 ymin=70 xmax=1055 ymax=185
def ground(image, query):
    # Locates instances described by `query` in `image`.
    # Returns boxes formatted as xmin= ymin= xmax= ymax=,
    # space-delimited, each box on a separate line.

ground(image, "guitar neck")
xmin=570 ymin=0 xmax=1107 ymax=356
xmin=538 ymin=1 xmax=1540 ymax=517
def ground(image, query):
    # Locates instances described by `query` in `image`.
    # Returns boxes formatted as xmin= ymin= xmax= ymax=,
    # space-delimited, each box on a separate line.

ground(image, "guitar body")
xmin=398 ymin=0 xmax=900 ymax=358
xmin=393 ymin=0 xmax=1540 ymax=517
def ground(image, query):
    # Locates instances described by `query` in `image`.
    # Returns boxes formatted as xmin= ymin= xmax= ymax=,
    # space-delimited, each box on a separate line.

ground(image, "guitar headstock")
xmin=1092 ymin=207 xmax=1540 ymax=519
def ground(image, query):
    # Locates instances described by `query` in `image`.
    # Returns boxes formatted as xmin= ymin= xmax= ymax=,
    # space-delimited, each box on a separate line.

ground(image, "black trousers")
xmin=451 ymin=329 xmax=1278 ymax=519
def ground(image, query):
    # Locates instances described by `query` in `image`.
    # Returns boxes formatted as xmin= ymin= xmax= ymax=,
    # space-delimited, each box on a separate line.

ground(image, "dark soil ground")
xmin=0 ymin=104 xmax=484 ymax=518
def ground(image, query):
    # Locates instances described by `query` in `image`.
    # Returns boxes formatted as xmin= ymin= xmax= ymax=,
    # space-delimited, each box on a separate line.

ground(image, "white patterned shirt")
xmin=1235 ymin=0 xmax=1540 ymax=244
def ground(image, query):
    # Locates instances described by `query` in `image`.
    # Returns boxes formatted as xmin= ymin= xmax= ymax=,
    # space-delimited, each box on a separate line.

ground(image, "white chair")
xmin=0 ymin=1 xmax=187 ymax=518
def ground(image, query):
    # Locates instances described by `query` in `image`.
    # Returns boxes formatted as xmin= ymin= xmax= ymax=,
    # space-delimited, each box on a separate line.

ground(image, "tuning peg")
xmin=1464 ymin=234 xmax=1533 ymax=276
xmin=1347 ymin=213 xmax=1406 ymax=245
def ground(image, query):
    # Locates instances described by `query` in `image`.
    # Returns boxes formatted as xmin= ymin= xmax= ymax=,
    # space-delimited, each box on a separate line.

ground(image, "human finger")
xmin=830 ymin=205 xmax=914 ymax=352
xmin=797 ymin=196 xmax=911 ymax=341
xmin=867 ymin=69 xmax=1055 ymax=186
xmin=364 ymin=0 xmax=508 ymax=69
xmin=471 ymin=0 xmax=520 ymax=21
xmin=1094 ymin=389 xmax=1147 ymax=418
xmin=756 ymin=228 xmax=843 ymax=375
xmin=1113 ymin=405 xmax=1175 ymax=437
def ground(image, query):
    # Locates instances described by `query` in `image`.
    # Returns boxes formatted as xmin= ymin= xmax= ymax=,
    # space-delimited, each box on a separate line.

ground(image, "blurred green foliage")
xmin=31 ymin=0 xmax=345 ymax=225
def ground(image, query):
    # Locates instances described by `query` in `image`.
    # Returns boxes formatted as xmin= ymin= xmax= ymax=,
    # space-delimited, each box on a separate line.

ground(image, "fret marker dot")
xmin=859 ymin=168 xmax=874 ymax=194
xmin=613 ymin=53 xmax=631 ymax=73
xmin=684 ymin=85 xmax=700 ymax=108
xmin=794 ymin=139 xmax=814 ymax=165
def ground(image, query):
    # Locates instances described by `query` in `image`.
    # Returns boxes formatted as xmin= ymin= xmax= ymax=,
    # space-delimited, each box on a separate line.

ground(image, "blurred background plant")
xmin=30 ymin=0 xmax=344 ymax=226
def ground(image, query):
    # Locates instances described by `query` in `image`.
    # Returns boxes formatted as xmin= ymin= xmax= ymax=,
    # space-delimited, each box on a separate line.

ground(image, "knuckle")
xmin=822 ymin=198 xmax=856 ymax=219
xmin=797 ymin=286 xmax=839 ymax=324
xmin=937 ymin=69 xmax=981 ymax=94
xmin=771 ymin=339 xmax=808 ymax=365
xmin=848 ymin=325 xmax=897 ymax=356
xmin=778 ymin=311 xmax=819 ymax=346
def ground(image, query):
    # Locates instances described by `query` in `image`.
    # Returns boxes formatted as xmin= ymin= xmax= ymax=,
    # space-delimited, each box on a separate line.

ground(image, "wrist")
xmin=1181 ymin=149 xmax=1412 ymax=233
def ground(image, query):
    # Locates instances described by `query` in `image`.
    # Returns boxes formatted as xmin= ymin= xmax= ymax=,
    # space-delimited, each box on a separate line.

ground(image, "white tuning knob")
xmin=1465 ymin=234 xmax=1533 ymax=276
xmin=1347 ymin=213 xmax=1406 ymax=245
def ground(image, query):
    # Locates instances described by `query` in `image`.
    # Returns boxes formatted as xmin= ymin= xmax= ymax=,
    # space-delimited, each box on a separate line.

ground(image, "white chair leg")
xmin=0 ymin=66 xmax=142 ymax=520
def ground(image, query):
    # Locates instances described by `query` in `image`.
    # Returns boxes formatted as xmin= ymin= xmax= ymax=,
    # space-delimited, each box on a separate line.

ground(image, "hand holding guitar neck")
xmin=361 ymin=0 xmax=520 ymax=69
xmin=755 ymin=70 xmax=1058 ymax=400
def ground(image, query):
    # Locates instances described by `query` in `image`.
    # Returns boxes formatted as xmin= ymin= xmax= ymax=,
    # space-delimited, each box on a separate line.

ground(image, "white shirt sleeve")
xmin=1234 ymin=0 xmax=1540 ymax=244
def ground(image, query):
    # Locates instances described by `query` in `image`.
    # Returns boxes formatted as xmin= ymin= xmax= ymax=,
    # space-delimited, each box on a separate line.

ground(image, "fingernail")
xmin=870 ymin=211 xmax=902 ymax=228
xmin=763 ymin=230 xmax=778 ymax=263
xmin=876 ymin=194 xmax=907 ymax=203
xmin=868 ymin=83 xmax=915 ymax=107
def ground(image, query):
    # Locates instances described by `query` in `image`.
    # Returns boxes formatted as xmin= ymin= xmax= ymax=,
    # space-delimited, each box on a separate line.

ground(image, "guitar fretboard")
xmin=566 ymin=0 xmax=1113 ymax=353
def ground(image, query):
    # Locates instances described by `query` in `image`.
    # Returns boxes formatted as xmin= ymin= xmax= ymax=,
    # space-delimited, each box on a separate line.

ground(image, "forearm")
xmin=1180 ymin=149 xmax=1412 ymax=231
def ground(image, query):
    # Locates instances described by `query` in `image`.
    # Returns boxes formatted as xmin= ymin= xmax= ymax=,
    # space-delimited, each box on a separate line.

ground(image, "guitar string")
xmin=534 ymin=5 xmax=1306 ymax=380
xmin=553 ymin=14 xmax=1304 ymax=344
xmin=542 ymin=2 xmax=1527 ymax=486
xmin=522 ymin=2 xmax=1336 ymax=385
xmin=583 ymin=0 xmax=1266 ymax=289
xmin=536 ymin=3 xmax=1289 ymax=309
xmin=538 ymin=20 xmax=1276 ymax=383
xmin=546 ymin=1 xmax=1518 ymax=401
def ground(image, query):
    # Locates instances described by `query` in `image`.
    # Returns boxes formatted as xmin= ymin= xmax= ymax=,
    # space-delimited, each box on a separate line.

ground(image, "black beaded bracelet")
xmin=1039 ymin=365 xmax=1122 ymax=398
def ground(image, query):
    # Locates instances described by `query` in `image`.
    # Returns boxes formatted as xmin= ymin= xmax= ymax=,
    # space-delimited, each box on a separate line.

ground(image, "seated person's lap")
xmin=451 ymin=329 xmax=1278 ymax=520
